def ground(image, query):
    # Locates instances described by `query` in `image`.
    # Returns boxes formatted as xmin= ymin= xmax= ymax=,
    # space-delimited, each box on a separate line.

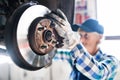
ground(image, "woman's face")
xmin=79 ymin=30 xmax=102 ymax=55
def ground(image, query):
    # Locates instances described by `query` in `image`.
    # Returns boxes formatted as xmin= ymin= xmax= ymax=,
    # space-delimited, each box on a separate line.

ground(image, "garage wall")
xmin=74 ymin=0 xmax=97 ymax=24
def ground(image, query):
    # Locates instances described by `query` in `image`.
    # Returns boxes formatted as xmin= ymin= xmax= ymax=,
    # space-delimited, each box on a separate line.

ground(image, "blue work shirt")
xmin=53 ymin=43 xmax=119 ymax=80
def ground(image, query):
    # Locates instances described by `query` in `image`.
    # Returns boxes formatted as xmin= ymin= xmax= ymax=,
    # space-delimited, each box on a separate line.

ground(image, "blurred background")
xmin=0 ymin=0 xmax=120 ymax=80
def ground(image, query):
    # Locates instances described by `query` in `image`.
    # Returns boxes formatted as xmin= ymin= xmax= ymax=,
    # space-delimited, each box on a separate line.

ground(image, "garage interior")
xmin=0 ymin=0 xmax=120 ymax=80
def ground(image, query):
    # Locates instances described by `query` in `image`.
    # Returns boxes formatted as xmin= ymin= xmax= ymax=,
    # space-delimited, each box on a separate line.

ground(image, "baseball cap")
xmin=72 ymin=19 xmax=104 ymax=34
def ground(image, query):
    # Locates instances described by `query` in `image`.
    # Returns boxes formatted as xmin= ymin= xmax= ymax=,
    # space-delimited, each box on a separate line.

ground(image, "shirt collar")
xmin=93 ymin=49 xmax=104 ymax=61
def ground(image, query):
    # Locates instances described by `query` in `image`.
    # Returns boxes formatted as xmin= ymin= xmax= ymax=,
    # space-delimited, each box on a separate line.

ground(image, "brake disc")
xmin=5 ymin=2 xmax=58 ymax=70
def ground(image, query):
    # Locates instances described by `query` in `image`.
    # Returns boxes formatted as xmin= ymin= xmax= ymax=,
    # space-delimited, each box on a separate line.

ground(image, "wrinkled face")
xmin=78 ymin=29 xmax=102 ymax=55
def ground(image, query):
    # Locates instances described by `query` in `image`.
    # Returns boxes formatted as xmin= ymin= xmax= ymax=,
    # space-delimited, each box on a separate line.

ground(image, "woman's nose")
xmin=80 ymin=37 xmax=85 ymax=44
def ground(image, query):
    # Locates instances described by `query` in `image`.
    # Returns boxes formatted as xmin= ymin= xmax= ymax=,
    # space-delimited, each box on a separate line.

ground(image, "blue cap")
xmin=72 ymin=19 xmax=104 ymax=34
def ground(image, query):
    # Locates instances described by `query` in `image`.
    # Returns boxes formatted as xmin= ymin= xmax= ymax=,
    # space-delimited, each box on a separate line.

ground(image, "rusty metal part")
xmin=28 ymin=18 xmax=58 ymax=55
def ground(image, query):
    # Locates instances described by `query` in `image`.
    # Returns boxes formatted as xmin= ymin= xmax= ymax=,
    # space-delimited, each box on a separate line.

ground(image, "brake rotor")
xmin=5 ymin=2 xmax=58 ymax=70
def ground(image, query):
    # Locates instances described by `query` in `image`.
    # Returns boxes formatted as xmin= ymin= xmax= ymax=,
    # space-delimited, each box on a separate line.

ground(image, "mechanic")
xmin=52 ymin=9 xmax=120 ymax=80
